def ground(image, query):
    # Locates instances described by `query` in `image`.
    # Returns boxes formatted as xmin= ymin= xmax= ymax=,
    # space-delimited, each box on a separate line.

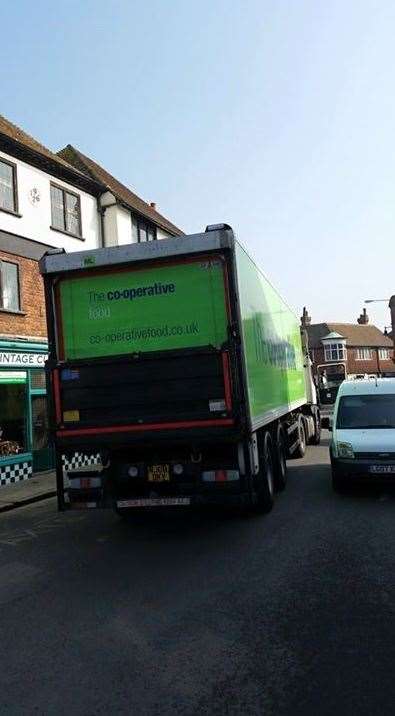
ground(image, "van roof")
xmin=338 ymin=378 xmax=395 ymax=396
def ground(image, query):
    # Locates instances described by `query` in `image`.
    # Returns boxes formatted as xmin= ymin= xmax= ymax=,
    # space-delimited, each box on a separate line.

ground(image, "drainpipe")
xmin=97 ymin=197 xmax=105 ymax=248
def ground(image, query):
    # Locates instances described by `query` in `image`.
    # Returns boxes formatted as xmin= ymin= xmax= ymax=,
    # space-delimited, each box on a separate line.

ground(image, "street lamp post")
xmin=364 ymin=296 xmax=395 ymax=359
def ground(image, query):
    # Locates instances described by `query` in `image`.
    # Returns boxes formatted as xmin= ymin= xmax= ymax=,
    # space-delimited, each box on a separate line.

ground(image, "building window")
xmin=50 ymin=184 xmax=82 ymax=237
xmin=0 ymin=260 xmax=20 ymax=312
xmin=324 ymin=343 xmax=346 ymax=362
xmin=131 ymin=215 xmax=156 ymax=243
xmin=379 ymin=348 xmax=390 ymax=360
xmin=0 ymin=158 xmax=18 ymax=214
xmin=356 ymin=348 xmax=373 ymax=360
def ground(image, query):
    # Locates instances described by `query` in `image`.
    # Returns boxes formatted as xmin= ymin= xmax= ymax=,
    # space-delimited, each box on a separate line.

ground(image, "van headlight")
xmin=337 ymin=442 xmax=355 ymax=459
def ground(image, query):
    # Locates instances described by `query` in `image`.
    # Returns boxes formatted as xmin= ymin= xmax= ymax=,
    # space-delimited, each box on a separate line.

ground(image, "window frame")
xmin=379 ymin=348 xmax=390 ymax=360
xmin=50 ymin=182 xmax=83 ymax=239
xmin=131 ymin=214 xmax=157 ymax=243
xmin=0 ymin=157 xmax=19 ymax=216
xmin=0 ymin=258 xmax=21 ymax=313
xmin=324 ymin=342 xmax=346 ymax=362
xmin=356 ymin=347 xmax=373 ymax=361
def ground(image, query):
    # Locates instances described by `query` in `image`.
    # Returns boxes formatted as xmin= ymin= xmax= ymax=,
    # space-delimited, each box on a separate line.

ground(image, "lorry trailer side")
xmin=40 ymin=225 xmax=320 ymax=514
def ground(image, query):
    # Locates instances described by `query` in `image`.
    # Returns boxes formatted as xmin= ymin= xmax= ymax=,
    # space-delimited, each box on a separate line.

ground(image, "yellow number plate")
xmin=148 ymin=465 xmax=170 ymax=482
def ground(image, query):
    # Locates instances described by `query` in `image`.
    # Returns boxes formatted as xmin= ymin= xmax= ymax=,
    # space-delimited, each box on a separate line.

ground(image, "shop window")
xmin=50 ymin=183 xmax=82 ymax=237
xmin=131 ymin=215 xmax=156 ymax=243
xmin=0 ymin=378 xmax=27 ymax=456
xmin=0 ymin=260 xmax=20 ymax=312
xmin=0 ymin=158 xmax=18 ymax=214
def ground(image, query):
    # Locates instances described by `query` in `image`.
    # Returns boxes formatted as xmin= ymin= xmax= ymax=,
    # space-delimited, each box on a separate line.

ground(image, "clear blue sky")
xmin=2 ymin=0 xmax=395 ymax=329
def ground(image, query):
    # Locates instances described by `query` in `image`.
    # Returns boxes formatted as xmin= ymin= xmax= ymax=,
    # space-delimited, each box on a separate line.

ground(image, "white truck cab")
xmin=330 ymin=378 xmax=395 ymax=492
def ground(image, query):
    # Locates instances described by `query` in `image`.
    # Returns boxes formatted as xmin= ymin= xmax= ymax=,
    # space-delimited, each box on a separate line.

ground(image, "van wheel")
xmin=293 ymin=416 xmax=306 ymax=458
xmin=274 ymin=424 xmax=287 ymax=491
xmin=255 ymin=431 xmax=275 ymax=513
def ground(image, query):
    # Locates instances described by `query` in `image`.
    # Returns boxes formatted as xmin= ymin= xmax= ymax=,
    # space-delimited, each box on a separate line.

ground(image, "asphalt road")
xmin=1 ymin=434 xmax=395 ymax=715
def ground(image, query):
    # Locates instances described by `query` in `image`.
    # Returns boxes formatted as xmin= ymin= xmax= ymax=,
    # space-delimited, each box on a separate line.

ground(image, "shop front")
xmin=0 ymin=340 xmax=53 ymax=486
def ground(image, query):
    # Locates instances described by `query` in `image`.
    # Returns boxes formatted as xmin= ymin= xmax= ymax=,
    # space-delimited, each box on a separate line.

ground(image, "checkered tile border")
xmin=62 ymin=452 xmax=102 ymax=473
xmin=0 ymin=461 xmax=33 ymax=487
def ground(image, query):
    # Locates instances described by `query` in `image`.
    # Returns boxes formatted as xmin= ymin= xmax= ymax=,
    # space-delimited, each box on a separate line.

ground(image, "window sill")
xmin=0 ymin=308 xmax=26 ymax=316
xmin=0 ymin=206 xmax=22 ymax=218
xmin=50 ymin=226 xmax=84 ymax=241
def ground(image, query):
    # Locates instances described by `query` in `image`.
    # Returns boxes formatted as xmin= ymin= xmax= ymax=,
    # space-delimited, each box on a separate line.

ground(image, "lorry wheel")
xmin=310 ymin=414 xmax=321 ymax=446
xmin=255 ymin=431 xmax=275 ymax=513
xmin=293 ymin=416 xmax=306 ymax=459
xmin=274 ymin=425 xmax=287 ymax=492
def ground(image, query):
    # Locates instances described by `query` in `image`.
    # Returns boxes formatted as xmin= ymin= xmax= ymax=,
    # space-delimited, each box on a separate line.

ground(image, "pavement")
xmin=1 ymin=434 xmax=395 ymax=715
xmin=0 ymin=470 xmax=56 ymax=513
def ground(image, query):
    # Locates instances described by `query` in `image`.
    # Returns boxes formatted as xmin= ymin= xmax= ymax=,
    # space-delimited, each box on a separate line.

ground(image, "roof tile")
xmin=57 ymin=145 xmax=183 ymax=236
xmin=0 ymin=114 xmax=88 ymax=178
xmin=306 ymin=322 xmax=393 ymax=348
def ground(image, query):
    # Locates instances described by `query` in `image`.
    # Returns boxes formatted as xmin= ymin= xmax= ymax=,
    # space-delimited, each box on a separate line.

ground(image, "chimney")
xmin=150 ymin=202 xmax=157 ymax=210
xmin=357 ymin=308 xmax=369 ymax=325
xmin=300 ymin=307 xmax=311 ymax=327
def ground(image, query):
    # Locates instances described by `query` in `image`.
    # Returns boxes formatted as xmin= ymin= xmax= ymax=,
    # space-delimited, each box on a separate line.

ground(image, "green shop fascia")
xmin=0 ymin=339 xmax=53 ymax=486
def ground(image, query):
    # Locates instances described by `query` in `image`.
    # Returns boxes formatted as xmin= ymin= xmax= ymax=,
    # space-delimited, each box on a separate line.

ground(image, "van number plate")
xmin=148 ymin=465 xmax=170 ymax=482
xmin=370 ymin=465 xmax=395 ymax=474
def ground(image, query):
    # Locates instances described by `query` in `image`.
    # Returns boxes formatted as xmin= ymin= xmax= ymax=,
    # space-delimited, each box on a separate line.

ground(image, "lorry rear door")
xmin=52 ymin=255 xmax=237 ymax=439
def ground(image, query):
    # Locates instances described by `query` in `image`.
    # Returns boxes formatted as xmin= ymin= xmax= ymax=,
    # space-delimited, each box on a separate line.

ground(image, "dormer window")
xmin=321 ymin=332 xmax=347 ymax=362
xmin=324 ymin=343 xmax=346 ymax=361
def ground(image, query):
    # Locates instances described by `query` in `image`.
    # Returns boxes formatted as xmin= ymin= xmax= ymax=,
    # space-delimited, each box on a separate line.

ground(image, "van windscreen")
xmin=336 ymin=394 xmax=395 ymax=429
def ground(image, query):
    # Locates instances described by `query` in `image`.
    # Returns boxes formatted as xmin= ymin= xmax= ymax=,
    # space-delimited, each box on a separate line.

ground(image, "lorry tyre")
xmin=293 ymin=416 xmax=306 ymax=459
xmin=255 ymin=431 xmax=275 ymax=513
xmin=310 ymin=413 xmax=321 ymax=446
xmin=274 ymin=424 xmax=287 ymax=492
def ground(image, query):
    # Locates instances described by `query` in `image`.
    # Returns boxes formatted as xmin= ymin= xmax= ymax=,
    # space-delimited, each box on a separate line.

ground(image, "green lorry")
xmin=40 ymin=224 xmax=320 ymax=514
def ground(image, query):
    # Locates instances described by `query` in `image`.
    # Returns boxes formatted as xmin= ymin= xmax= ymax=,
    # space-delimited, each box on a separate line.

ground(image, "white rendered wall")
xmin=115 ymin=205 xmax=133 ymax=245
xmin=102 ymin=205 xmax=119 ymax=247
xmin=157 ymin=227 xmax=172 ymax=241
xmin=0 ymin=149 xmax=101 ymax=251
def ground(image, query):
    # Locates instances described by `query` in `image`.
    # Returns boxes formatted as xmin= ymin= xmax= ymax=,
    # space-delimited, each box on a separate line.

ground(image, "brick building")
xmin=0 ymin=113 xmax=181 ymax=484
xmin=301 ymin=308 xmax=395 ymax=391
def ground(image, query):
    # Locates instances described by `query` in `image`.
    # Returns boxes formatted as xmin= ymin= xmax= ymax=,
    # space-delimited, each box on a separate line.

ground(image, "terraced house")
xmin=301 ymin=307 xmax=395 ymax=399
xmin=0 ymin=114 xmax=181 ymax=485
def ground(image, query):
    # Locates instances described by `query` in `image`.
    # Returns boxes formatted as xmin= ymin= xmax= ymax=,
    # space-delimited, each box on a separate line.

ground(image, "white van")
xmin=330 ymin=378 xmax=395 ymax=492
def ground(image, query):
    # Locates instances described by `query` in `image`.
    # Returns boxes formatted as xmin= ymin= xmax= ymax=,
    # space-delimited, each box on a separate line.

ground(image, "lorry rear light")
xmin=173 ymin=463 xmax=184 ymax=475
xmin=128 ymin=466 xmax=139 ymax=477
xmin=202 ymin=470 xmax=239 ymax=482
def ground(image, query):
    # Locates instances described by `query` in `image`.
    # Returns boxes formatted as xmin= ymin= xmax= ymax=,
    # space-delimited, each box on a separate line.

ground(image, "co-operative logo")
xmin=107 ymin=282 xmax=176 ymax=301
